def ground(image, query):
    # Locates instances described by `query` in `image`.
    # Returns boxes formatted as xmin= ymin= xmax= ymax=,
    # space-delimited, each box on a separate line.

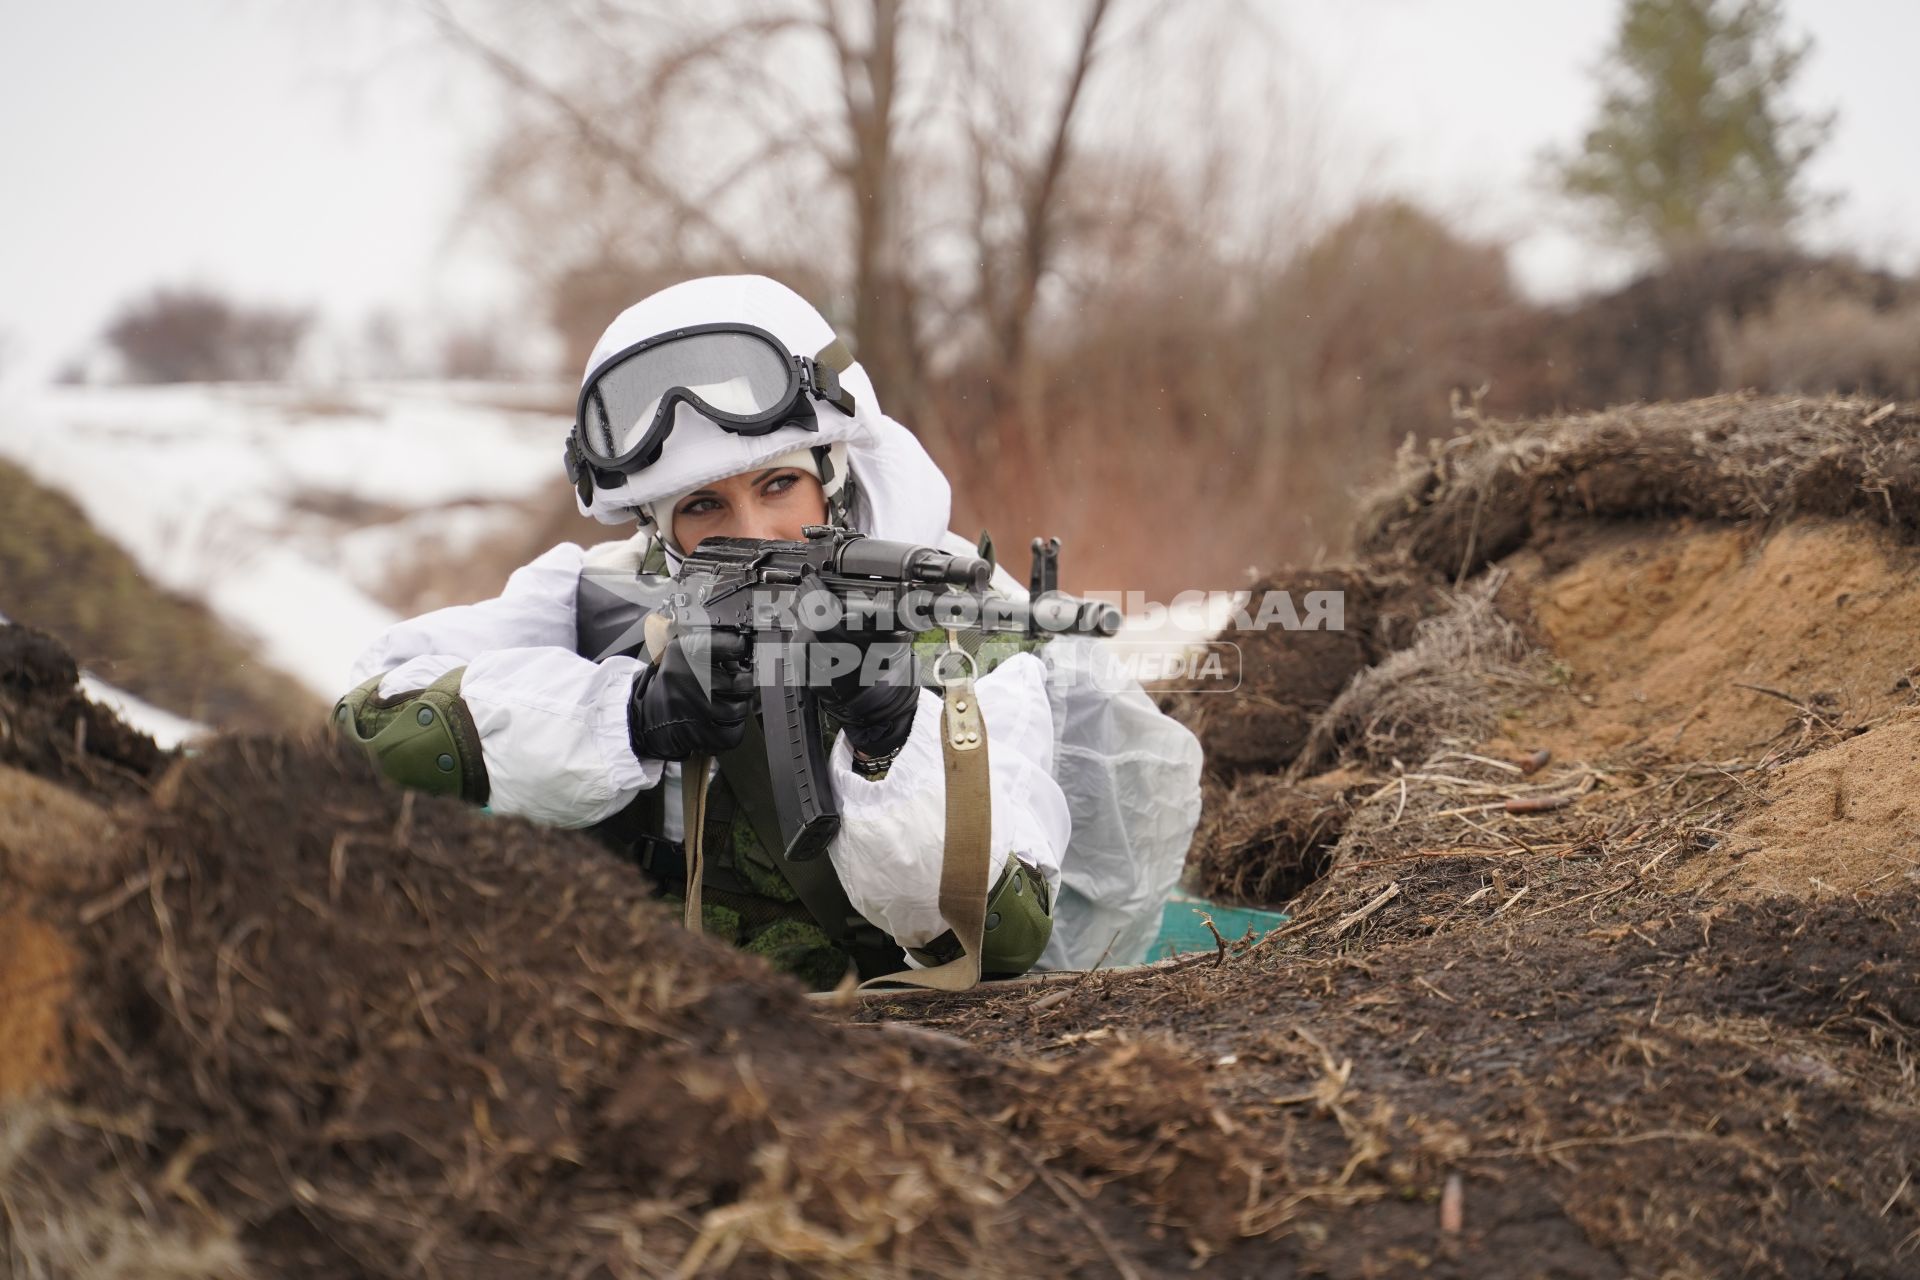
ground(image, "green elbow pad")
xmin=332 ymin=668 xmax=491 ymax=806
xmin=979 ymin=857 xmax=1053 ymax=978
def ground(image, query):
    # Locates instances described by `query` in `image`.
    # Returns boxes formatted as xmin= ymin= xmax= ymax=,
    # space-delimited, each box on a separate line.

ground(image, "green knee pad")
xmin=979 ymin=857 xmax=1053 ymax=978
xmin=909 ymin=857 xmax=1054 ymax=976
xmin=333 ymin=668 xmax=490 ymax=805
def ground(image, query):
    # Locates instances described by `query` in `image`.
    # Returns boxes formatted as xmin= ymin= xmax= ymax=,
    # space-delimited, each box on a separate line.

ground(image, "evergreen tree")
xmin=1549 ymin=0 xmax=1833 ymax=257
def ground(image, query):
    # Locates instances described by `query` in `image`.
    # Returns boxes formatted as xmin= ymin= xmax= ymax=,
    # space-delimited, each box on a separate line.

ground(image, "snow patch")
xmin=0 ymin=382 xmax=569 ymax=699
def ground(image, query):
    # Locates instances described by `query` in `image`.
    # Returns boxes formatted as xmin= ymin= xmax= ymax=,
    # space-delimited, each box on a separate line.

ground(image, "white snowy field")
xmin=0 ymin=381 xmax=572 ymax=700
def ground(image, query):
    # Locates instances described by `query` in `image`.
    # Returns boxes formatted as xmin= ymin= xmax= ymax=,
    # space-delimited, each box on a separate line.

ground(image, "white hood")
xmin=576 ymin=274 xmax=953 ymax=551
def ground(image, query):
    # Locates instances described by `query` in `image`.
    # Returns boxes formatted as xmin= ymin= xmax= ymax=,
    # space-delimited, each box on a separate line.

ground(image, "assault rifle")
xmin=649 ymin=525 xmax=1119 ymax=863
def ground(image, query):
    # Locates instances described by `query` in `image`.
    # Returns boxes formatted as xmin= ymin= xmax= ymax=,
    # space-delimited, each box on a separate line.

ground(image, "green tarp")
xmin=1150 ymin=889 xmax=1288 ymax=959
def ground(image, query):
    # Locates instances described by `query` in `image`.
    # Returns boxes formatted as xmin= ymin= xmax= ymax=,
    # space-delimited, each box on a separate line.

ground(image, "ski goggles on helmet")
xmin=566 ymin=323 xmax=856 ymax=497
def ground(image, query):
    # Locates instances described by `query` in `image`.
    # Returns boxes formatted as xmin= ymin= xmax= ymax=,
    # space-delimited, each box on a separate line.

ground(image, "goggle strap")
xmin=804 ymin=360 xmax=856 ymax=419
xmin=815 ymin=337 xmax=854 ymax=374
xmin=812 ymin=337 xmax=858 ymax=417
xmin=564 ymin=435 xmax=593 ymax=504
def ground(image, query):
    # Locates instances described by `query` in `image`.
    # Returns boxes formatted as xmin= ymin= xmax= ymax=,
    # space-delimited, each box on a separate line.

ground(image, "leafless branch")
xmin=421 ymin=0 xmax=752 ymax=260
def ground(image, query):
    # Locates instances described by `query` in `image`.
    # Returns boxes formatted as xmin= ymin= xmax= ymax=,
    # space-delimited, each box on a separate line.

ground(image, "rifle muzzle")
xmin=835 ymin=538 xmax=992 ymax=590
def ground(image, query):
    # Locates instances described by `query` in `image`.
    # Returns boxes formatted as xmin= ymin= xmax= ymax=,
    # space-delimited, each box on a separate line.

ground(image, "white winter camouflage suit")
xmin=349 ymin=275 xmax=1203 ymax=970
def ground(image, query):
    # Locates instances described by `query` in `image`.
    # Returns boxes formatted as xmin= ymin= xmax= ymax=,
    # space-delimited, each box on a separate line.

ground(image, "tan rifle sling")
xmin=856 ymin=629 xmax=991 ymax=992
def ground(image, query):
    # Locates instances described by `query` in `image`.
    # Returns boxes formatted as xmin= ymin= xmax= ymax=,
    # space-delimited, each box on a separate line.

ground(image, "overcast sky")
xmin=2 ymin=0 xmax=1915 ymax=385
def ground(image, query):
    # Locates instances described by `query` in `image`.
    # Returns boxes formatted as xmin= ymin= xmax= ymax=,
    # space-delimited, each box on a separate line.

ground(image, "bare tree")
xmin=815 ymin=0 xmax=918 ymax=408
xmin=961 ymin=0 xmax=1114 ymax=380
xmin=433 ymin=1 xmax=1163 ymax=407
xmin=425 ymin=0 xmax=1391 ymax=593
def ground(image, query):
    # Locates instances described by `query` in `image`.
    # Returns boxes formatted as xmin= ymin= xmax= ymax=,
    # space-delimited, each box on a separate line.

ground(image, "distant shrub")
xmin=1715 ymin=286 xmax=1920 ymax=399
xmin=1499 ymin=248 xmax=1912 ymax=414
xmin=104 ymin=286 xmax=313 ymax=383
xmin=926 ymin=200 xmax=1524 ymax=597
xmin=438 ymin=323 xmax=511 ymax=381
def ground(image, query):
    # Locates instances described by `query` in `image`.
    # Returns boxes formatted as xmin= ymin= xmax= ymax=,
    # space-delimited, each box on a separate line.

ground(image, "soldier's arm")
xmin=335 ymin=542 xmax=663 ymax=828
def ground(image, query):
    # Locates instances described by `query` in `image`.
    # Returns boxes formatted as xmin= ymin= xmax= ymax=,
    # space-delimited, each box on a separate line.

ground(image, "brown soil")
xmin=869 ymin=887 xmax=1920 ymax=1279
xmin=1500 ymin=518 xmax=1920 ymax=761
xmin=1679 ymin=709 xmax=1920 ymax=899
xmin=1168 ymin=564 xmax=1440 ymax=780
xmin=0 ymin=913 xmax=73 ymax=1098
xmin=1 ymin=622 xmax=168 ymax=801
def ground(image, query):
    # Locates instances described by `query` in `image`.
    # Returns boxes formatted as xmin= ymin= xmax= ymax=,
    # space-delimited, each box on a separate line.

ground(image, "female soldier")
xmin=335 ymin=275 xmax=1202 ymax=988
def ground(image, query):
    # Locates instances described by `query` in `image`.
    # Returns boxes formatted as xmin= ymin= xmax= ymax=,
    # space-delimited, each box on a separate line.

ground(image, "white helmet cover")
xmin=574 ymin=275 xmax=950 ymax=553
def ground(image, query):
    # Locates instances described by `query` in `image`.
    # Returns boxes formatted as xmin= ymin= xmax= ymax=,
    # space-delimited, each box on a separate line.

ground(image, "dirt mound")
xmin=1678 ymin=709 xmax=1920 ymax=899
xmin=1501 ymin=517 xmax=1920 ymax=760
xmin=0 ymin=623 xmax=157 ymax=1104
xmin=0 ymin=462 xmax=317 ymax=730
xmin=1291 ymin=577 xmax=1532 ymax=776
xmin=4 ymin=649 xmax=1256 ymax=1274
xmin=1182 ymin=396 xmax=1920 ymax=954
xmin=1167 ymin=564 xmax=1439 ymax=779
xmin=1185 ymin=772 xmax=1352 ymax=906
xmin=1356 ymin=394 xmax=1920 ymax=580
xmin=1180 ymin=396 xmax=1920 ymax=793
xmin=1 ymin=623 xmax=166 ymax=801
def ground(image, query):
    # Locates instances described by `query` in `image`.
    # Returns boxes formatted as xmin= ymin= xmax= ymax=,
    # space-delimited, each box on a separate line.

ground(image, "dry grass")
xmin=1184 ymin=772 xmax=1350 ymax=906
xmin=0 ymin=1104 xmax=251 ymax=1280
xmin=1289 ymin=575 xmax=1535 ymax=778
xmin=1261 ymin=642 xmax=1920 ymax=943
xmin=1355 ymin=394 xmax=1920 ymax=580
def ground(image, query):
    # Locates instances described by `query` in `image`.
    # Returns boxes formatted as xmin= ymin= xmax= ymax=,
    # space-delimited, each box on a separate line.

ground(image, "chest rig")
xmin=578 ymin=541 xmax=916 ymax=985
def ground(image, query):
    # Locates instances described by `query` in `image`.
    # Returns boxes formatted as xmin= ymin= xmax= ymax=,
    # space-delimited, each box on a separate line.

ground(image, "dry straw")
xmin=1355 ymin=393 xmax=1920 ymax=579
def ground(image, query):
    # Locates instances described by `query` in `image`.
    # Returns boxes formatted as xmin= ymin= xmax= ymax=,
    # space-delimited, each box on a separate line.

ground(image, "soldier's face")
xmin=669 ymin=465 xmax=828 ymax=553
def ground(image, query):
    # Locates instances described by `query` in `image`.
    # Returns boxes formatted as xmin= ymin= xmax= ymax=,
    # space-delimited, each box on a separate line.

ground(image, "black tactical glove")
xmin=798 ymin=582 xmax=920 ymax=761
xmin=815 ymin=633 xmax=921 ymax=760
xmin=627 ymin=628 xmax=755 ymax=761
